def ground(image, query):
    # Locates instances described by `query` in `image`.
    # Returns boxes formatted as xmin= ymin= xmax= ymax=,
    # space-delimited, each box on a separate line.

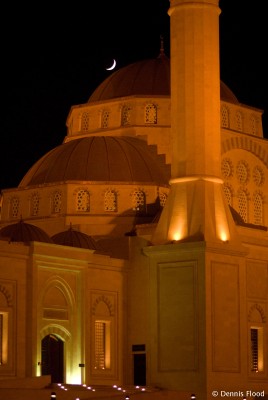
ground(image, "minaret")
xmin=152 ymin=0 xmax=238 ymax=245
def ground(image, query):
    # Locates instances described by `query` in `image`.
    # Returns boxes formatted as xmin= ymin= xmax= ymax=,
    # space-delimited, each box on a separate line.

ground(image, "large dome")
xmin=19 ymin=136 xmax=169 ymax=187
xmin=88 ymin=54 xmax=239 ymax=103
xmin=89 ymin=54 xmax=170 ymax=102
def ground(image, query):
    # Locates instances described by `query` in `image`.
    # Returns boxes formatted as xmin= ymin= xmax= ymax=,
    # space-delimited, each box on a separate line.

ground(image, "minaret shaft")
xmin=153 ymin=0 xmax=238 ymax=245
xmin=169 ymin=0 xmax=221 ymax=179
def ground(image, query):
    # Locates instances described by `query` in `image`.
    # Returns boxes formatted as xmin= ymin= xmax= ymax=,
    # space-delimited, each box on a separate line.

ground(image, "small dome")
xmin=88 ymin=55 xmax=239 ymax=104
xmin=19 ymin=136 xmax=169 ymax=187
xmin=0 ymin=220 xmax=53 ymax=244
xmin=52 ymin=226 xmax=103 ymax=251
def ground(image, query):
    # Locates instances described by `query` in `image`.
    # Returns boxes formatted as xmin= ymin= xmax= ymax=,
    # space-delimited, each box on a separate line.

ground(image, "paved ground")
xmin=0 ymin=387 xmax=192 ymax=400
xmin=0 ymin=379 xmax=193 ymax=400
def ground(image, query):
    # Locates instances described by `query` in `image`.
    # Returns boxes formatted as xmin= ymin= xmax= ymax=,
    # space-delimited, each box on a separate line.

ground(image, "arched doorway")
xmin=41 ymin=334 xmax=64 ymax=383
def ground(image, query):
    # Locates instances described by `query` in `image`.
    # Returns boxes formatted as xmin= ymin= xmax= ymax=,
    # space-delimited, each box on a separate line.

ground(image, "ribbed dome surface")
xmin=19 ymin=136 xmax=169 ymax=187
xmin=88 ymin=55 xmax=239 ymax=103
xmin=0 ymin=220 xmax=53 ymax=243
xmin=89 ymin=54 xmax=170 ymax=102
xmin=52 ymin=227 xmax=103 ymax=250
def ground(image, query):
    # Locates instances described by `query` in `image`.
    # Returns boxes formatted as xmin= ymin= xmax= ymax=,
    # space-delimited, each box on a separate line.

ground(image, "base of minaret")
xmin=152 ymin=176 xmax=243 ymax=247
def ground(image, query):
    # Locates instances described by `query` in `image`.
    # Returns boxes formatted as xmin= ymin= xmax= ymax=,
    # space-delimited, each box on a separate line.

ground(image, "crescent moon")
xmin=106 ymin=59 xmax=116 ymax=71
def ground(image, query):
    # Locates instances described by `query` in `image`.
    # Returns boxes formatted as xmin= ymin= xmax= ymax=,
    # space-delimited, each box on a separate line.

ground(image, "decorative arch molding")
xmin=92 ymin=294 xmax=114 ymax=316
xmin=221 ymin=137 xmax=268 ymax=168
xmin=0 ymin=284 xmax=13 ymax=307
xmin=40 ymin=324 xmax=71 ymax=342
xmin=39 ymin=275 xmax=76 ymax=311
xmin=248 ymin=303 xmax=266 ymax=323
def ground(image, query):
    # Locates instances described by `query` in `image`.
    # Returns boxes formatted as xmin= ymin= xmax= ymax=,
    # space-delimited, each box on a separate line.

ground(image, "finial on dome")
xmin=158 ymin=35 xmax=165 ymax=58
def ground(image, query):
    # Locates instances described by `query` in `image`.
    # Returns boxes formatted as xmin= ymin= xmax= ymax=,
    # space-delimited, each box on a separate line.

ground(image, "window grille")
xmin=10 ymin=197 xmax=19 ymax=218
xmin=0 ymin=314 xmax=3 ymax=365
xmin=221 ymin=106 xmax=229 ymax=128
xmin=250 ymin=115 xmax=258 ymax=135
xmin=81 ymin=112 xmax=90 ymax=132
xmin=30 ymin=193 xmax=39 ymax=216
xmin=132 ymin=190 xmax=146 ymax=212
xmin=121 ymin=105 xmax=131 ymax=126
xmin=250 ymin=328 xmax=264 ymax=372
xmin=238 ymin=189 xmax=248 ymax=222
xmin=159 ymin=192 xmax=167 ymax=207
xmin=223 ymin=185 xmax=232 ymax=206
xmin=101 ymin=110 xmax=109 ymax=128
xmin=95 ymin=321 xmax=106 ymax=369
xmin=145 ymin=103 xmax=157 ymax=124
xmin=104 ymin=190 xmax=117 ymax=212
xmin=253 ymin=193 xmax=263 ymax=225
xmin=236 ymin=161 xmax=249 ymax=184
xmin=52 ymin=191 xmax=62 ymax=213
xmin=235 ymin=111 xmax=243 ymax=132
xmin=76 ymin=190 xmax=90 ymax=212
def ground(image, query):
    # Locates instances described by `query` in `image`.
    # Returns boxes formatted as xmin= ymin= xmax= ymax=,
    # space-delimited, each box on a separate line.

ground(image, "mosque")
xmin=0 ymin=1 xmax=267 ymax=399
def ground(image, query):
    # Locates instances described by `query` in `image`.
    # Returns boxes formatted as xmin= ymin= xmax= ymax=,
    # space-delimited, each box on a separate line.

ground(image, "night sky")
xmin=1 ymin=0 xmax=267 ymax=190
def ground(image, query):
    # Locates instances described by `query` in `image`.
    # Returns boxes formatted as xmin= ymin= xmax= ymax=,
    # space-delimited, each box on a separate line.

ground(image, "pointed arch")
xmin=248 ymin=303 xmax=266 ymax=323
xmin=40 ymin=324 xmax=71 ymax=342
xmin=221 ymin=136 xmax=268 ymax=168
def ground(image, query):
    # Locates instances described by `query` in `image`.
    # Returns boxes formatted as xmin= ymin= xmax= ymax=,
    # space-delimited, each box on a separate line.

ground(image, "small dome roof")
xmin=88 ymin=55 xmax=239 ymax=104
xmin=0 ymin=220 xmax=53 ymax=244
xmin=52 ymin=226 xmax=103 ymax=251
xmin=19 ymin=136 xmax=169 ymax=187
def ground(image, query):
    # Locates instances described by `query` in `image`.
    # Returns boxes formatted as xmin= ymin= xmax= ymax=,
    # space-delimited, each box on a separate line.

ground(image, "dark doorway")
xmin=41 ymin=334 xmax=64 ymax=383
xmin=133 ymin=353 xmax=146 ymax=386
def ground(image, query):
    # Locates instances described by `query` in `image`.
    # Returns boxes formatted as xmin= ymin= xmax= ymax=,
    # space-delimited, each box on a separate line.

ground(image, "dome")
xmin=0 ymin=220 xmax=53 ymax=244
xmin=52 ymin=226 xmax=104 ymax=251
xmin=19 ymin=136 xmax=169 ymax=187
xmin=89 ymin=54 xmax=170 ymax=102
xmin=88 ymin=54 xmax=239 ymax=104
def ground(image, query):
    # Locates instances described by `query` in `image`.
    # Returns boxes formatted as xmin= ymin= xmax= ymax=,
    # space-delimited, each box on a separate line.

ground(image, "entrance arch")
xmin=41 ymin=334 xmax=64 ymax=383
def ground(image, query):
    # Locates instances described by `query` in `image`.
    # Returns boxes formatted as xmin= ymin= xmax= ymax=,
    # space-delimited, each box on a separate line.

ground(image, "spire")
xmin=158 ymin=35 xmax=166 ymax=58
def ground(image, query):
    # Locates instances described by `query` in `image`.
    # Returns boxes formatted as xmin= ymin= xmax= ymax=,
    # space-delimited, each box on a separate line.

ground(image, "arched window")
xmin=236 ymin=160 xmax=249 ymax=184
xmin=94 ymin=320 xmax=110 ymax=369
xmin=0 ymin=284 xmax=14 ymax=367
xmin=253 ymin=192 xmax=263 ymax=225
xmin=223 ymin=185 xmax=233 ymax=206
xmin=221 ymin=158 xmax=233 ymax=179
xmin=253 ymin=166 xmax=264 ymax=187
xmin=132 ymin=190 xmax=146 ymax=213
xmin=221 ymin=105 xmax=229 ymax=128
xmin=9 ymin=197 xmax=19 ymax=219
xmin=145 ymin=103 xmax=157 ymax=124
xmin=248 ymin=304 xmax=265 ymax=374
xmin=30 ymin=192 xmax=40 ymax=216
xmin=0 ymin=311 xmax=8 ymax=365
xmin=81 ymin=111 xmax=90 ymax=132
xmin=159 ymin=192 xmax=168 ymax=207
xmin=101 ymin=110 xmax=109 ymax=128
xmin=235 ymin=110 xmax=243 ymax=132
xmin=121 ymin=105 xmax=131 ymax=126
xmin=238 ymin=189 xmax=248 ymax=222
xmin=92 ymin=295 xmax=115 ymax=372
xmin=104 ymin=190 xmax=117 ymax=212
xmin=52 ymin=191 xmax=62 ymax=214
xmin=76 ymin=189 xmax=90 ymax=212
